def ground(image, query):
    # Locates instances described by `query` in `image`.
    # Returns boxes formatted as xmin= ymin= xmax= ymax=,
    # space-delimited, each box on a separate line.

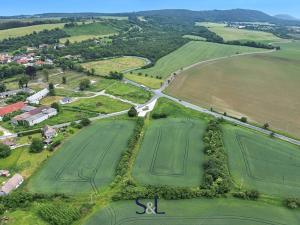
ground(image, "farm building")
xmin=0 ymin=174 xmax=23 ymax=195
xmin=0 ymin=88 xmax=34 ymax=99
xmin=0 ymin=102 xmax=26 ymax=120
xmin=12 ymin=106 xmax=57 ymax=126
xmin=21 ymin=105 xmax=37 ymax=112
xmin=0 ymin=170 xmax=10 ymax=177
xmin=26 ymin=88 xmax=49 ymax=104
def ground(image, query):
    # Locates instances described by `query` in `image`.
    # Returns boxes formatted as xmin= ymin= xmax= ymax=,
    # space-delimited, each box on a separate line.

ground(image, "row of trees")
xmin=202 ymin=120 xmax=231 ymax=196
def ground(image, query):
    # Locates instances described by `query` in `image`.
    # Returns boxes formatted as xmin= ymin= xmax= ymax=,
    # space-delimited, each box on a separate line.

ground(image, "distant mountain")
xmin=274 ymin=14 xmax=299 ymax=21
xmin=1 ymin=9 xmax=300 ymax=26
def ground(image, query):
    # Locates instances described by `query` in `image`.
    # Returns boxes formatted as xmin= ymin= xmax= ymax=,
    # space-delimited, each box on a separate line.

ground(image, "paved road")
xmin=125 ymin=49 xmax=300 ymax=147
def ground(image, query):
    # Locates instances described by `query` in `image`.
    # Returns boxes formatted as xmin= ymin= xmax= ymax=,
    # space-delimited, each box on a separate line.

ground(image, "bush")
xmin=232 ymin=190 xmax=260 ymax=200
xmin=241 ymin=117 xmax=248 ymax=123
xmin=0 ymin=143 xmax=10 ymax=158
xmin=51 ymin=102 xmax=61 ymax=112
xmin=30 ymin=138 xmax=44 ymax=153
xmin=285 ymin=198 xmax=300 ymax=209
xmin=152 ymin=113 xmax=167 ymax=119
xmin=128 ymin=107 xmax=138 ymax=117
xmin=80 ymin=118 xmax=91 ymax=127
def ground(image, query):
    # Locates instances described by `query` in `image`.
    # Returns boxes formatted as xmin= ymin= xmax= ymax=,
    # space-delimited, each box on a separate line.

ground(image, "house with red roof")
xmin=0 ymin=102 xmax=26 ymax=120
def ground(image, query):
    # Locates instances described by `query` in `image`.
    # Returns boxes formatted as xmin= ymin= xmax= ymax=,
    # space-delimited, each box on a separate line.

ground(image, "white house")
xmin=26 ymin=88 xmax=49 ymax=104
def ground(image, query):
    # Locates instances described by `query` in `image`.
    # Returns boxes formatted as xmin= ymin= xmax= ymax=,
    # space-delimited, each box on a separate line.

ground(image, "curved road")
xmin=125 ymin=48 xmax=300 ymax=146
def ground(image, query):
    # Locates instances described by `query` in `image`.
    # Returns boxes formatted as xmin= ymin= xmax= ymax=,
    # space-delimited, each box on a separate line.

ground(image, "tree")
xmin=62 ymin=76 xmax=67 ymax=84
xmin=128 ymin=107 xmax=138 ymax=117
xmin=79 ymin=79 xmax=91 ymax=91
xmin=80 ymin=118 xmax=91 ymax=126
xmin=0 ymin=143 xmax=11 ymax=158
xmin=241 ymin=117 xmax=248 ymax=123
xmin=51 ymin=102 xmax=61 ymax=112
xmin=30 ymin=138 xmax=44 ymax=153
xmin=25 ymin=66 xmax=37 ymax=80
xmin=0 ymin=83 xmax=6 ymax=92
xmin=43 ymin=69 xmax=49 ymax=82
xmin=65 ymin=39 xmax=70 ymax=46
xmin=48 ymin=83 xmax=55 ymax=96
xmin=18 ymin=76 xmax=29 ymax=88
xmin=90 ymin=68 xmax=95 ymax=76
xmin=263 ymin=123 xmax=269 ymax=129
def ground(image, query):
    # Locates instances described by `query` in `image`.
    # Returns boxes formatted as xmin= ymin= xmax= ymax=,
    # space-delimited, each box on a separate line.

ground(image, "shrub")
xmin=241 ymin=117 xmax=248 ymax=123
xmin=30 ymin=138 xmax=44 ymax=153
xmin=128 ymin=107 xmax=138 ymax=117
xmin=0 ymin=143 xmax=11 ymax=158
xmin=284 ymin=198 xmax=300 ymax=209
xmin=80 ymin=118 xmax=91 ymax=127
xmin=152 ymin=113 xmax=167 ymax=119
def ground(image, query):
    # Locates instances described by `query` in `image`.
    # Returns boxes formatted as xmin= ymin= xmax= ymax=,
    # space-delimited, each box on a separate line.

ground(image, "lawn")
xmin=223 ymin=124 xmax=300 ymax=197
xmin=132 ymin=118 xmax=206 ymax=186
xmin=27 ymin=120 xmax=136 ymax=193
xmin=135 ymin=41 xmax=264 ymax=79
xmin=105 ymin=82 xmax=152 ymax=104
xmin=66 ymin=95 xmax=131 ymax=113
xmin=198 ymin=22 xmax=281 ymax=42
xmin=125 ymin=73 xmax=162 ymax=89
xmin=81 ymin=56 xmax=148 ymax=76
xmin=0 ymin=146 xmax=50 ymax=179
xmin=0 ymin=23 xmax=65 ymax=40
xmin=167 ymin=41 xmax=300 ymax=137
xmin=84 ymin=198 xmax=300 ymax=225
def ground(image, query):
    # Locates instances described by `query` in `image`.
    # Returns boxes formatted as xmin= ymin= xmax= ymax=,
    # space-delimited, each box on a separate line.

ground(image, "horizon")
xmin=0 ymin=0 xmax=299 ymax=18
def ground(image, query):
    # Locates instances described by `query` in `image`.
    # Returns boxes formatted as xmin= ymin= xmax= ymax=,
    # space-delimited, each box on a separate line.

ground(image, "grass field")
xmin=0 ymin=23 xmax=65 ymax=40
xmin=27 ymin=120 xmax=136 ymax=193
xmin=105 ymin=82 xmax=152 ymax=104
xmin=81 ymin=56 xmax=148 ymax=76
xmin=135 ymin=41 xmax=264 ymax=79
xmin=223 ymin=124 xmax=300 ymax=197
xmin=60 ymin=22 xmax=118 ymax=43
xmin=124 ymin=73 xmax=162 ymax=89
xmin=167 ymin=41 xmax=300 ymax=137
xmin=84 ymin=198 xmax=300 ymax=225
xmin=132 ymin=118 xmax=206 ymax=186
xmin=66 ymin=95 xmax=131 ymax=113
xmin=0 ymin=146 xmax=50 ymax=178
xmin=198 ymin=22 xmax=281 ymax=42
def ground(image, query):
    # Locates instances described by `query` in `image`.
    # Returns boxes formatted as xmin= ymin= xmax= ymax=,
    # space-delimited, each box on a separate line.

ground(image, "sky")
xmin=1 ymin=0 xmax=300 ymax=18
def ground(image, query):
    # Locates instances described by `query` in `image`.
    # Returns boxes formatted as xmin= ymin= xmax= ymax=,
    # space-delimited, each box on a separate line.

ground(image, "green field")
xmin=66 ymin=95 xmax=131 ymax=114
xmin=223 ymin=124 xmax=300 ymax=197
xmin=61 ymin=22 xmax=118 ymax=43
xmin=135 ymin=41 xmax=264 ymax=79
xmin=81 ymin=56 xmax=147 ymax=76
xmin=84 ymin=198 xmax=300 ymax=225
xmin=0 ymin=23 xmax=65 ymax=40
xmin=124 ymin=73 xmax=162 ymax=89
xmin=27 ymin=120 xmax=136 ymax=193
xmin=166 ymin=41 xmax=300 ymax=137
xmin=105 ymin=82 xmax=152 ymax=104
xmin=133 ymin=118 xmax=206 ymax=186
xmin=198 ymin=22 xmax=281 ymax=42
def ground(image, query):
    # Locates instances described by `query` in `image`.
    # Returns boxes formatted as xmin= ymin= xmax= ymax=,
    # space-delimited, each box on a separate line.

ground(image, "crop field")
xmin=132 ymin=118 xmax=206 ymax=186
xmin=167 ymin=41 xmax=300 ymax=137
xmin=223 ymin=124 xmax=300 ymax=197
xmin=198 ymin=22 xmax=281 ymax=42
xmin=27 ymin=120 xmax=136 ymax=193
xmin=66 ymin=95 xmax=131 ymax=114
xmin=81 ymin=56 xmax=147 ymax=76
xmin=0 ymin=23 xmax=65 ymax=40
xmin=135 ymin=41 xmax=264 ymax=79
xmin=84 ymin=198 xmax=300 ymax=225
